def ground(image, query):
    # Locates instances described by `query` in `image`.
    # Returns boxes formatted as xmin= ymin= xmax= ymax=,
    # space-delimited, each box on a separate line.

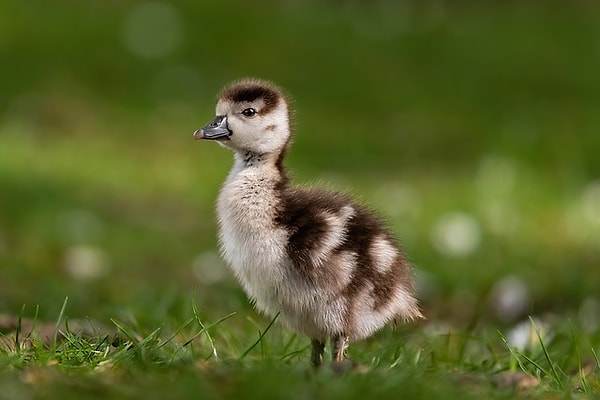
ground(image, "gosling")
xmin=193 ymin=79 xmax=422 ymax=368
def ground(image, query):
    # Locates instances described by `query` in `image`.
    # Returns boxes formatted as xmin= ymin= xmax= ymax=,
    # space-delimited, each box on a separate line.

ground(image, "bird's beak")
xmin=193 ymin=115 xmax=232 ymax=140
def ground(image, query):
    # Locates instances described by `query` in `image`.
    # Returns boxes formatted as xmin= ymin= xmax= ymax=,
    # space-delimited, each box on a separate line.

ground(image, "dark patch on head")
xmin=219 ymin=79 xmax=283 ymax=115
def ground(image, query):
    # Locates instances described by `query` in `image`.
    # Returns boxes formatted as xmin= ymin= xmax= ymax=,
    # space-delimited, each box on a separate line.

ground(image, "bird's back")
xmin=274 ymin=186 xmax=422 ymax=339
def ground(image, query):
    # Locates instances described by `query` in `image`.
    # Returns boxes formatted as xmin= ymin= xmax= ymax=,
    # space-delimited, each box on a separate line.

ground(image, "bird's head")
xmin=194 ymin=79 xmax=291 ymax=155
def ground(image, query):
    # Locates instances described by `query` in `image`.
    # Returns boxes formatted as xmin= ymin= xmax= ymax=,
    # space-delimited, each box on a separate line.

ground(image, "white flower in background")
xmin=489 ymin=275 xmax=530 ymax=322
xmin=430 ymin=212 xmax=481 ymax=257
xmin=63 ymin=245 xmax=109 ymax=281
xmin=506 ymin=318 xmax=550 ymax=351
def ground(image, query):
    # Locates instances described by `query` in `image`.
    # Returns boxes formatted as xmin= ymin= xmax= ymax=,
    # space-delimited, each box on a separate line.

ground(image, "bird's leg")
xmin=331 ymin=334 xmax=354 ymax=373
xmin=310 ymin=339 xmax=325 ymax=367
xmin=331 ymin=334 xmax=349 ymax=362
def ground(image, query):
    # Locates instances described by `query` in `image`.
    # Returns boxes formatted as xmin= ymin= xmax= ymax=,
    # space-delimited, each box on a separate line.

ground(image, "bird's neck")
xmin=230 ymin=148 xmax=290 ymax=188
xmin=233 ymin=150 xmax=273 ymax=168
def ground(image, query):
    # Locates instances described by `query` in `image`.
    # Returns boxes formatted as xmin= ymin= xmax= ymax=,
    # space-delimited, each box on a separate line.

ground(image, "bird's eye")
xmin=241 ymin=108 xmax=257 ymax=117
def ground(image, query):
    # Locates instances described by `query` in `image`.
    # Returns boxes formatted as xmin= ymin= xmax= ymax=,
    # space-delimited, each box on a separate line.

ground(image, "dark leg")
xmin=310 ymin=339 xmax=325 ymax=367
xmin=331 ymin=335 xmax=354 ymax=373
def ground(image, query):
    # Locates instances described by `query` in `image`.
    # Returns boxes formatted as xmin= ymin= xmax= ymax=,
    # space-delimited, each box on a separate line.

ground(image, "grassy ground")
xmin=1 ymin=0 xmax=600 ymax=398
xmin=1 ymin=299 xmax=599 ymax=399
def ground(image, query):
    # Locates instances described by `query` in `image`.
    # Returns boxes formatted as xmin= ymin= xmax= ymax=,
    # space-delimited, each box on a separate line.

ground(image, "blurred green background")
xmin=1 ymin=0 xmax=599 ymax=331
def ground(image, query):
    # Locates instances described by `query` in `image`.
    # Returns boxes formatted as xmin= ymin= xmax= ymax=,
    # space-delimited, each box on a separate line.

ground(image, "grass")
xmin=1 ymin=297 xmax=599 ymax=399
xmin=1 ymin=0 xmax=600 ymax=398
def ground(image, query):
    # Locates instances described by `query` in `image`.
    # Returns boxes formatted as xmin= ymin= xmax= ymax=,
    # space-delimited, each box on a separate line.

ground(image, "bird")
xmin=193 ymin=78 xmax=423 ymax=368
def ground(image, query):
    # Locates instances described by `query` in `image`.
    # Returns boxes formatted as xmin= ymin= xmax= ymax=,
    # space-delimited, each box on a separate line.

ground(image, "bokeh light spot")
xmin=431 ymin=212 xmax=481 ymax=257
xmin=63 ymin=245 xmax=109 ymax=281
xmin=581 ymin=180 xmax=600 ymax=226
xmin=489 ymin=275 xmax=530 ymax=322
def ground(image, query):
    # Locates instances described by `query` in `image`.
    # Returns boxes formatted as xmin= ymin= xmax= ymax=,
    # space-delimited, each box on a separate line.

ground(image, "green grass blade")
xmin=85 ymin=335 xmax=109 ymax=363
xmin=53 ymin=297 xmax=69 ymax=351
xmin=498 ymin=330 xmax=528 ymax=373
xmin=240 ymin=312 xmax=279 ymax=360
xmin=189 ymin=297 xmax=216 ymax=360
xmin=15 ymin=305 xmax=25 ymax=353
xmin=156 ymin=316 xmax=195 ymax=349
xmin=183 ymin=311 xmax=236 ymax=350
xmin=190 ymin=296 xmax=213 ymax=358
xmin=591 ymin=347 xmax=600 ymax=371
xmin=568 ymin=319 xmax=589 ymax=392
xmin=519 ymin=352 xmax=550 ymax=377
xmin=281 ymin=333 xmax=298 ymax=356
xmin=110 ymin=318 xmax=138 ymax=343
xmin=27 ymin=305 xmax=40 ymax=341
xmin=529 ymin=316 xmax=565 ymax=389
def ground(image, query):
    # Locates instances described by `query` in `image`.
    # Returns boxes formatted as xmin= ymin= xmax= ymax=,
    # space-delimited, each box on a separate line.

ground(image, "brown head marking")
xmin=219 ymin=79 xmax=283 ymax=115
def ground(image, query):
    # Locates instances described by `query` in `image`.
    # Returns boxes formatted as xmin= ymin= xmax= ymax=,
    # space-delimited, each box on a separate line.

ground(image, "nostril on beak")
xmin=210 ymin=116 xmax=225 ymax=128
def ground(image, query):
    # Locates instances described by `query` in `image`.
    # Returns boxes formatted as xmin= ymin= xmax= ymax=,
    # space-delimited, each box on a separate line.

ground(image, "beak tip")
xmin=193 ymin=129 xmax=204 ymax=140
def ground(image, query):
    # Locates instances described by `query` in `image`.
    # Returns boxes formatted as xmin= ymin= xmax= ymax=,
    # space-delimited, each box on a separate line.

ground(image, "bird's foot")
xmin=331 ymin=358 xmax=356 ymax=374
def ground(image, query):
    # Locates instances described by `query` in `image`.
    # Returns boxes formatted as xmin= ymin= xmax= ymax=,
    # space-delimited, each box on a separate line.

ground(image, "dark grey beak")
xmin=193 ymin=115 xmax=232 ymax=140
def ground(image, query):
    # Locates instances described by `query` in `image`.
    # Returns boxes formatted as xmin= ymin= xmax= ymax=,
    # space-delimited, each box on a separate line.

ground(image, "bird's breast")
xmin=216 ymin=169 xmax=288 ymax=314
